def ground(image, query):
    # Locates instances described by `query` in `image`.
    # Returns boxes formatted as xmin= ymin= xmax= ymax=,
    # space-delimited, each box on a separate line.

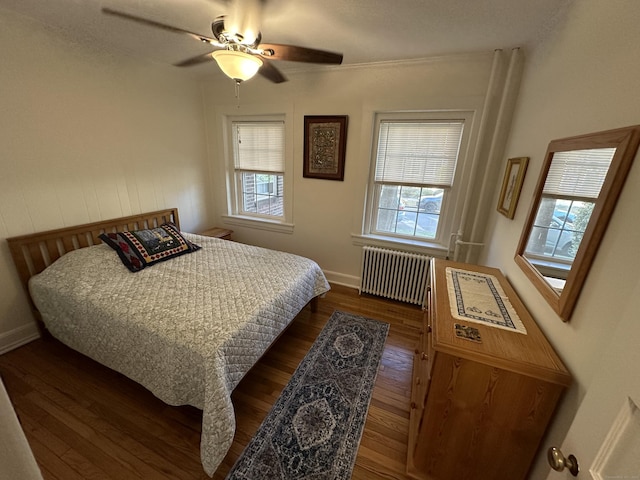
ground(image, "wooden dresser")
xmin=407 ymin=259 xmax=571 ymax=480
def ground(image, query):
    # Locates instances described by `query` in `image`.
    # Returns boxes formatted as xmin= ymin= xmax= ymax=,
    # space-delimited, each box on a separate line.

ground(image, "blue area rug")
xmin=226 ymin=310 xmax=389 ymax=480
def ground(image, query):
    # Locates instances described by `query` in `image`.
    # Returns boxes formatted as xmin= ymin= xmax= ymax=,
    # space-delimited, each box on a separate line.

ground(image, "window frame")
xmin=222 ymin=113 xmax=294 ymax=233
xmin=236 ymin=171 xmax=284 ymax=218
xmin=363 ymin=111 xmax=474 ymax=250
xmin=523 ymin=147 xmax=616 ymax=270
xmin=524 ymin=196 xmax=592 ymax=263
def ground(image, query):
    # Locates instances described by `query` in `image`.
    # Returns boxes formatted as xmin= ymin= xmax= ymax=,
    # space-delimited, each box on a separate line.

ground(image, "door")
xmin=546 ymin=280 xmax=640 ymax=479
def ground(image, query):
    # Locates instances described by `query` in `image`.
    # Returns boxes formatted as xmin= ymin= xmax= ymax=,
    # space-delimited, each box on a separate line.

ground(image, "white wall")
xmin=0 ymin=8 xmax=211 ymax=352
xmin=479 ymin=0 xmax=640 ymax=477
xmin=202 ymin=53 xmax=503 ymax=285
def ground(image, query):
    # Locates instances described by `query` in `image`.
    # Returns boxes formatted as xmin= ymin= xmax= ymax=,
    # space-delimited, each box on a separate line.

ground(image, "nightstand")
xmin=199 ymin=227 xmax=233 ymax=240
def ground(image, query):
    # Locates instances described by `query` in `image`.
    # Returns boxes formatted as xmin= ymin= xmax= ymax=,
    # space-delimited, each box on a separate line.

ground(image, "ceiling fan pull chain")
xmin=235 ymin=80 xmax=241 ymax=108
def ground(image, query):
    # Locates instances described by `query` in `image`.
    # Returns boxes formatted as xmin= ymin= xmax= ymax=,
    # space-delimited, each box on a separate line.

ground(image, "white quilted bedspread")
xmin=28 ymin=233 xmax=330 ymax=476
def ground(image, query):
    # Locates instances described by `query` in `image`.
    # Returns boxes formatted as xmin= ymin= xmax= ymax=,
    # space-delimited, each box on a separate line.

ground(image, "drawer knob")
xmin=421 ymin=352 xmax=428 ymax=361
xmin=410 ymin=402 xmax=416 ymax=409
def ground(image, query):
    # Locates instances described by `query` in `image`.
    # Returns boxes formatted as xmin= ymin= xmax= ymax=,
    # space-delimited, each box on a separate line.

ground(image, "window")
xmin=524 ymin=147 xmax=615 ymax=263
xmin=366 ymin=115 xmax=466 ymax=244
xmin=231 ymin=120 xmax=285 ymax=219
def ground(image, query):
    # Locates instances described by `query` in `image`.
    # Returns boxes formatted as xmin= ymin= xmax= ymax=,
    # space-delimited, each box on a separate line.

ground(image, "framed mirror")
xmin=515 ymin=125 xmax=640 ymax=321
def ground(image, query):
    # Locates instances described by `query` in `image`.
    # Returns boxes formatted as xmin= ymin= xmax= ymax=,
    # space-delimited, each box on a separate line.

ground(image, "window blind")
xmin=233 ymin=121 xmax=284 ymax=173
xmin=543 ymin=148 xmax=616 ymax=199
xmin=374 ymin=121 xmax=464 ymax=185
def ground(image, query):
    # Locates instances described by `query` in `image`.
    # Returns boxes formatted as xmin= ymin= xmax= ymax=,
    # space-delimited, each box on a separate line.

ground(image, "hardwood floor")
xmin=0 ymin=284 xmax=422 ymax=479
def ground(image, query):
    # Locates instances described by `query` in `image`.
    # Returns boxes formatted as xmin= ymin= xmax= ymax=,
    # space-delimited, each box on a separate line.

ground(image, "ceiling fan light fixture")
xmin=212 ymin=50 xmax=263 ymax=82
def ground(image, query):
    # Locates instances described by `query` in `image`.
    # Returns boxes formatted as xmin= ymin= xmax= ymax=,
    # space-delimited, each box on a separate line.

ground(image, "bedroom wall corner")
xmin=0 ymin=323 xmax=40 ymax=356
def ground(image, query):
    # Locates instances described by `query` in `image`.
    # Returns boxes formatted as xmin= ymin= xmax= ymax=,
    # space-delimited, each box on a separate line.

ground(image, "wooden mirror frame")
xmin=515 ymin=125 xmax=640 ymax=321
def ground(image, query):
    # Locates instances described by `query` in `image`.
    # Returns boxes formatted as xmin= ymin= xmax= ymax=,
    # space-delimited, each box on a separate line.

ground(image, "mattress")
xmin=28 ymin=233 xmax=330 ymax=476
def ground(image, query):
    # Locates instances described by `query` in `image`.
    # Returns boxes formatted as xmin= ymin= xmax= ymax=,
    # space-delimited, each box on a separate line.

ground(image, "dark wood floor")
xmin=0 ymin=284 xmax=422 ymax=480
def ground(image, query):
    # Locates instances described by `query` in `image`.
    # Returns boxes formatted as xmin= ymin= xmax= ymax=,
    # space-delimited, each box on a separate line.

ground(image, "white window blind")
xmin=374 ymin=121 xmax=464 ymax=185
xmin=233 ymin=121 xmax=284 ymax=172
xmin=543 ymin=148 xmax=616 ymax=199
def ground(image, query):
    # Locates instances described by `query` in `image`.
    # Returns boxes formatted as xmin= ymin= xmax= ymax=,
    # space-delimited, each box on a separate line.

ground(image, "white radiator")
xmin=360 ymin=246 xmax=431 ymax=306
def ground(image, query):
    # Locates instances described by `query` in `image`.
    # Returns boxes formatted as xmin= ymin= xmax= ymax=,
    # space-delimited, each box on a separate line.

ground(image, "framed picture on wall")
xmin=497 ymin=156 xmax=529 ymax=219
xmin=303 ymin=115 xmax=348 ymax=180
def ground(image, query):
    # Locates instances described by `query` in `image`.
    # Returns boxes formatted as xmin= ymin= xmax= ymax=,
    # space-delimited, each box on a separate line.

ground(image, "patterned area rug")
xmin=226 ymin=311 xmax=389 ymax=480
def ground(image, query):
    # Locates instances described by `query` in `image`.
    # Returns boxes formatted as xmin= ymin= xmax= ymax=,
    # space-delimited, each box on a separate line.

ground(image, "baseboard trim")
xmin=0 ymin=323 xmax=41 ymax=355
xmin=323 ymin=270 xmax=360 ymax=290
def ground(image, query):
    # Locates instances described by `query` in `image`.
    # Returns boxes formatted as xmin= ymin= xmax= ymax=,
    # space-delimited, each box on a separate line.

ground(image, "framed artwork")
xmin=303 ymin=115 xmax=348 ymax=180
xmin=497 ymin=156 xmax=529 ymax=219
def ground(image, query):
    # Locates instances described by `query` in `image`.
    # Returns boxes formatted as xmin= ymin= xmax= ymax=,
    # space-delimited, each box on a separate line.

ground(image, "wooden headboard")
xmin=6 ymin=208 xmax=179 ymax=312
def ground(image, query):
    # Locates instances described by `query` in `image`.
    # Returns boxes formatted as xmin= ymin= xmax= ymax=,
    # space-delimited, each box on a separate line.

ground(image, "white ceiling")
xmin=1 ymin=0 xmax=571 ymax=79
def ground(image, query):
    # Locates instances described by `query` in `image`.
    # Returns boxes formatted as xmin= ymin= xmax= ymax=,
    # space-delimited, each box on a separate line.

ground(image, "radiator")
xmin=360 ymin=246 xmax=431 ymax=306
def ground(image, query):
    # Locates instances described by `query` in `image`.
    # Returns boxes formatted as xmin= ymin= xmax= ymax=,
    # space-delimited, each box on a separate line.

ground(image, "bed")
xmin=7 ymin=208 xmax=330 ymax=476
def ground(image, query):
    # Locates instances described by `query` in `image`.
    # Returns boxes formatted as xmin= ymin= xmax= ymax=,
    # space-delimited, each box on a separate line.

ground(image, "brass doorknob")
xmin=547 ymin=446 xmax=579 ymax=476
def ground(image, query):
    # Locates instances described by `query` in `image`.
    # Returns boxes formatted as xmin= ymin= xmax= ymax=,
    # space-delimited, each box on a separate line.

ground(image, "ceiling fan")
xmin=101 ymin=1 xmax=343 ymax=84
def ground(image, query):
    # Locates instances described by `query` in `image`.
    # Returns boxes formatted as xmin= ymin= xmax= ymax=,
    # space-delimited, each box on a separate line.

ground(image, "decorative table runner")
xmin=446 ymin=267 xmax=527 ymax=334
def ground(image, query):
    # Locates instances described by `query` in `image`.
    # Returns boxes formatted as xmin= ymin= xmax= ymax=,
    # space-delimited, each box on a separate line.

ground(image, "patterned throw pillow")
xmin=99 ymin=222 xmax=200 ymax=272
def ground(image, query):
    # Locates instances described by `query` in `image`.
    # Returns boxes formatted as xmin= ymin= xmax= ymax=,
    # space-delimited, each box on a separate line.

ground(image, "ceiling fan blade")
xmin=258 ymin=58 xmax=287 ymax=83
xmin=258 ymin=43 xmax=343 ymax=64
xmin=174 ymin=52 xmax=216 ymax=67
xmin=101 ymin=7 xmax=221 ymax=46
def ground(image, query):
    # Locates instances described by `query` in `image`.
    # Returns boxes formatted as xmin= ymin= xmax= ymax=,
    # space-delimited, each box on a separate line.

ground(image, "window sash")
xmin=374 ymin=121 xmax=464 ymax=186
xmin=233 ymin=121 xmax=284 ymax=173
xmin=238 ymin=172 xmax=284 ymax=217
xmin=543 ymin=148 xmax=616 ymax=199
